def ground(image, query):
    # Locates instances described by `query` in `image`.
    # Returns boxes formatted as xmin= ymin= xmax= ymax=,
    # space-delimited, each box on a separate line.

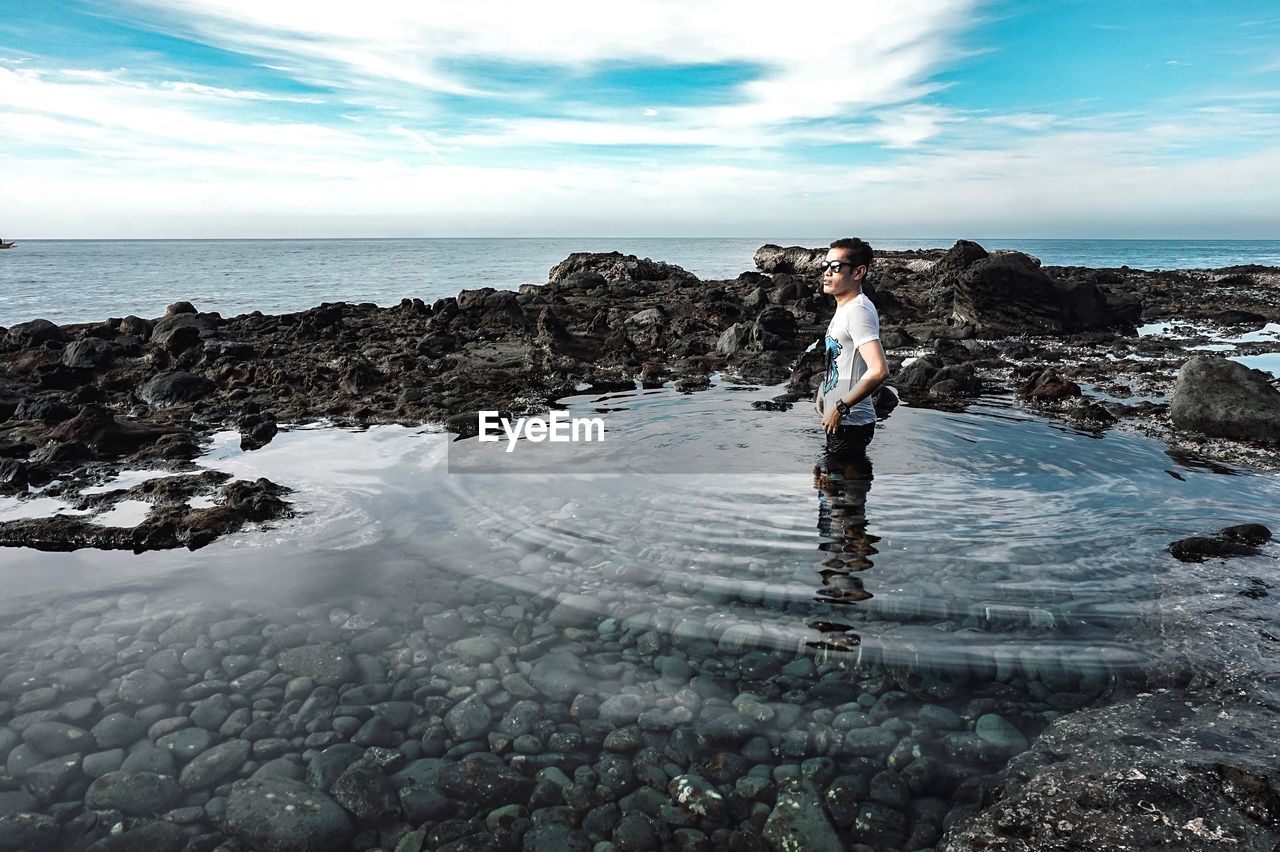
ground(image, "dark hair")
xmin=829 ymin=237 xmax=873 ymax=269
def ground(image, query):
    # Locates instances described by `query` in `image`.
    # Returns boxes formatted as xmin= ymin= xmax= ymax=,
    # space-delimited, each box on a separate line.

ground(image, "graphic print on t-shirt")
xmin=822 ymin=336 xmax=841 ymax=394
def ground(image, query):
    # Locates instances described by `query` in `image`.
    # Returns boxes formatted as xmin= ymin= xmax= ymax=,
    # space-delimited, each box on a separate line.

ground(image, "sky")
xmin=1 ymin=0 xmax=1279 ymax=238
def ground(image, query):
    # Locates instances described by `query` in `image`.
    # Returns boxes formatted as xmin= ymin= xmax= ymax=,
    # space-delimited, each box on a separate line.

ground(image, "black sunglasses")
xmin=819 ymin=260 xmax=861 ymax=274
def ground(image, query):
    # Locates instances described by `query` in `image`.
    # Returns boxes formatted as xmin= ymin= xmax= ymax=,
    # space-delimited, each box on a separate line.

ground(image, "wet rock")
xmin=238 ymin=412 xmax=278 ymax=451
xmin=178 ymin=739 xmax=251 ymax=789
xmin=445 ymin=695 xmax=492 ymax=741
xmin=548 ymin=594 xmax=603 ymax=629
xmin=277 ymin=644 xmax=357 ymax=686
xmin=0 ymin=811 xmax=60 ymax=851
xmin=528 ymin=653 xmax=586 ymax=703
xmin=23 ymin=755 xmax=82 ymax=801
xmin=523 ymin=823 xmax=591 ymax=852
xmin=139 ymin=371 xmax=215 ymax=407
xmin=939 ymin=688 xmax=1280 ymax=851
xmin=0 ymin=460 xmax=27 ymax=495
xmin=307 ymin=744 xmax=364 ymax=792
xmin=331 ymin=758 xmax=400 ymax=822
xmin=116 ymin=669 xmax=172 ymax=705
xmin=763 ymin=778 xmax=842 ymax=852
xmin=437 ymin=753 xmax=533 ymax=809
xmin=613 ymin=811 xmax=660 ymax=850
xmin=84 ymin=771 xmax=181 ymax=816
xmin=974 ymin=713 xmax=1029 ymax=755
xmin=1169 ymin=523 xmax=1271 ymax=563
xmin=1171 ymin=356 xmax=1280 ymax=441
xmin=1024 ymin=368 xmax=1082 ymax=401
xmin=21 ymin=721 xmax=93 ymax=756
xmin=392 ymin=759 xmax=450 ymax=823
xmin=47 ymin=405 xmax=182 ymax=457
xmin=668 ymin=774 xmax=725 ymax=820
xmin=599 ymin=694 xmax=648 ymax=726
xmin=224 ymin=778 xmax=353 ymax=852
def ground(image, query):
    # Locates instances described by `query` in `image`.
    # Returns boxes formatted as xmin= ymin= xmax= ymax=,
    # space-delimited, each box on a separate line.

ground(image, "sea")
xmin=2 ymin=237 xmax=1280 ymax=328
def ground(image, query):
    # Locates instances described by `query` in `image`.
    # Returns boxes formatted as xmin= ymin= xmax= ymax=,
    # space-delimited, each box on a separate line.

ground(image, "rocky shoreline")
xmin=2 ymin=242 xmax=1280 ymax=851
xmin=4 ymin=240 xmax=1279 ymax=551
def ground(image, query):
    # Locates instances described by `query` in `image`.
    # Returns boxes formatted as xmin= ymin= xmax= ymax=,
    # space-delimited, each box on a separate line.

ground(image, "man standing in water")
xmin=811 ymin=237 xmax=888 ymax=611
xmin=816 ymin=238 xmax=889 ymax=456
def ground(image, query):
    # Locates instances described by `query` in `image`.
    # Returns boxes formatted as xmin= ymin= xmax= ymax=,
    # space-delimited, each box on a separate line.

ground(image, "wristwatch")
xmin=836 ymin=400 xmax=851 ymax=418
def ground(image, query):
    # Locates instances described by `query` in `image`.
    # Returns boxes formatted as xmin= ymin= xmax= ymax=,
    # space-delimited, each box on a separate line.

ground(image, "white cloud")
xmin=112 ymin=0 xmax=978 ymax=132
xmin=5 ymin=2 xmax=1280 ymax=236
xmin=8 ymin=113 xmax=1280 ymax=238
xmin=159 ymin=81 xmax=324 ymax=103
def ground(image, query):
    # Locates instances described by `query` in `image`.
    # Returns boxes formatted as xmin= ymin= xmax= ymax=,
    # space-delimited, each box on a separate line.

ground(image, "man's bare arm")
xmin=836 ymin=340 xmax=889 ymax=408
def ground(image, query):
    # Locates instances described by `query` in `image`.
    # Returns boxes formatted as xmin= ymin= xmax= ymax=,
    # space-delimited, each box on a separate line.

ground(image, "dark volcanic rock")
xmin=951 ymin=252 xmax=1118 ymax=335
xmin=47 ymin=405 xmax=183 ymax=456
xmin=437 ymin=754 xmax=533 ymax=809
xmin=6 ymin=319 xmax=65 ymax=346
xmin=1170 ymin=357 xmax=1280 ymax=441
xmin=549 ymin=251 xmax=697 ymax=286
xmin=62 ymin=338 xmax=116 ymax=369
xmin=754 ymin=244 xmax=826 ymax=276
xmin=939 ymin=689 xmax=1280 ymax=851
xmin=84 ymin=771 xmax=181 ymax=816
xmin=224 ymin=779 xmax=352 ymax=852
xmin=238 ymin=412 xmax=278 ymax=450
xmin=140 ymin=371 xmax=215 ymax=407
xmin=933 ymin=240 xmax=989 ymax=279
xmin=1169 ymin=523 xmax=1271 ymax=563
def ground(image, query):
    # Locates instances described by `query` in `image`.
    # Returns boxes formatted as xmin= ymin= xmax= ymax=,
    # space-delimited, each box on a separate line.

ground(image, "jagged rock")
xmin=951 ymin=252 xmax=1117 ymax=335
xmin=47 ymin=405 xmax=182 ymax=456
xmin=1170 ymin=357 xmax=1280 ymax=441
xmin=1169 ymin=523 xmax=1271 ymax=563
xmin=764 ymin=778 xmax=842 ymax=852
xmin=549 ymin=252 xmax=697 ymax=285
xmin=140 ymin=371 xmax=214 ymax=407
xmin=938 ymin=689 xmax=1280 ymax=851
xmin=238 ymin=413 xmax=278 ymax=451
xmin=932 ymin=240 xmax=989 ymax=280
xmin=1024 ymin=368 xmax=1082 ymax=402
xmin=754 ymin=244 xmax=826 ymax=276
xmin=151 ymin=324 xmax=201 ymax=354
xmin=6 ymin=319 xmax=65 ymax=346
xmin=61 ymin=339 xmax=116 ymax=369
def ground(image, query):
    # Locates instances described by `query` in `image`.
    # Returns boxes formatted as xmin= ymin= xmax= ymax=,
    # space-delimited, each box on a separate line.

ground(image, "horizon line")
xmin=5 ymin=236 xmax=1280 ymax=243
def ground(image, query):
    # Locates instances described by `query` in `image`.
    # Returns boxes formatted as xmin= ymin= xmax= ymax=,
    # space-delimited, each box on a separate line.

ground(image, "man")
xmin=815 ymin=238 xmax=889 ymax=459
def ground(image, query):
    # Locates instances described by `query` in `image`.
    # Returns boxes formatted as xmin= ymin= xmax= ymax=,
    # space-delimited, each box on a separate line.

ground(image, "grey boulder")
xmin=1171 ymin=356 xmax=1280 ymax=441
xmin=224 ymin=779 xmax=352 ymax=852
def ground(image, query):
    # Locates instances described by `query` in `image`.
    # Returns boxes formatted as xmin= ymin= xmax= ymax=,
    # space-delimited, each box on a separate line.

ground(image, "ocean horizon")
xmin=3 ymin=236 xmax=1280 ymax=327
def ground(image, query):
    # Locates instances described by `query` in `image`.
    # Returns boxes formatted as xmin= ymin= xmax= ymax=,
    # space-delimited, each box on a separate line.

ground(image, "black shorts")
xmin=825 ymin=423 xmax=875 ymax=460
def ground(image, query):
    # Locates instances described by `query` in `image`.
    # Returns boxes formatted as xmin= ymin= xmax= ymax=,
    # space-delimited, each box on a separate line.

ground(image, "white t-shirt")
xmin=820 ymin=292 xmax=881 ymax=427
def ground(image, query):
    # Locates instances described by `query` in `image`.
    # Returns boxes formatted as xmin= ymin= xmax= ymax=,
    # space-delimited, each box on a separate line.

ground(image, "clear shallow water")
xmin=2 ymin=383 xmax=1279 ymax=848
xmin=3 ymin=238 xmax=1280 ymax=326
xmin=4 ymin=382 xmax=1277 ymax=686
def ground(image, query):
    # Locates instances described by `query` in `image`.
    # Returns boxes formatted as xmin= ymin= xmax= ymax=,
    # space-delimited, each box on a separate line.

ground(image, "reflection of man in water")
xmin=810 ymin=238 xmax=887 ymax=636
xmin=813 ymin=454 xmax=876 ymax=603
